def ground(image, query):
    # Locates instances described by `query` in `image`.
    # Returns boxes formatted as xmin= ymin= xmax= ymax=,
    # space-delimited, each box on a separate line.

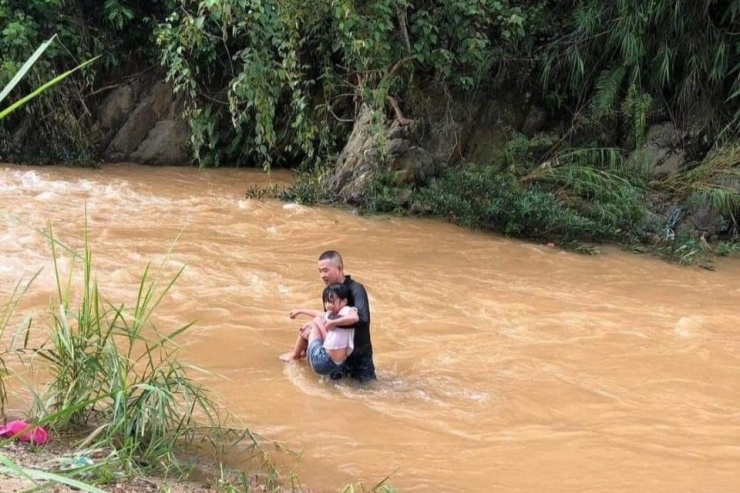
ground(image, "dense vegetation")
xmin=2 ymin=0 xmax=740 ymax=258
xmin=4 ymin=0 xmax=740 ymax=162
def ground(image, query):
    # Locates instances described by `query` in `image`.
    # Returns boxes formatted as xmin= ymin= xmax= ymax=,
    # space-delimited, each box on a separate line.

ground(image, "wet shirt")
xmin=339 ymin=275 xmax=376 ymax=382
xmin=322 ymin=306 xmax=356 ymax=355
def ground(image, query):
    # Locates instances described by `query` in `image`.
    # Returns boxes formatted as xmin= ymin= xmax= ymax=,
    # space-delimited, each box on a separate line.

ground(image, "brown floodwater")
xmin=1 ymin=163 xmax=739 ymax=492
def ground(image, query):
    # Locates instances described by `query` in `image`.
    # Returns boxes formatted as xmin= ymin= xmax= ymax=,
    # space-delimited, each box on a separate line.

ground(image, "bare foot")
xmin=279 ymin=352 xmax=299 ymax=362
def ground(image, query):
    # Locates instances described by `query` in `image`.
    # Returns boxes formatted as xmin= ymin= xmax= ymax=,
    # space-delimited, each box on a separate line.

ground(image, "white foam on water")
xmin=34 ymin=191 xmax=54 ymax=201
xmin=673 ymin=316 xmax=703 ymax=338
xmin=282 ymin=203 xmax=307 ymax=213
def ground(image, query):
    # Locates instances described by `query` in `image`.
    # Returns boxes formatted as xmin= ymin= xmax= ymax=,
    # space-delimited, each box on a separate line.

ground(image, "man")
xmin=296 ymin=250 xmax=377 ymax=383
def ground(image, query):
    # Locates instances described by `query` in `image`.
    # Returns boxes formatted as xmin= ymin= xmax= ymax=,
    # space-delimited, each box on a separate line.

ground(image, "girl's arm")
xmin=290 ymin=308 xmax=324 ymax=319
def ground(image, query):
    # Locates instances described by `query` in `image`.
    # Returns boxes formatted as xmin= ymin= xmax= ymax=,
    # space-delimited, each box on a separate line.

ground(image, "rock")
xmin=130 ymin=119 xmax=190 ymax=165
xmin=681 ymin=205 xmax=728 ymax=236
xmin=328 ymin=104 xmax=436 ymax=203
xmin=150 ymin=81 xmax=174 ymax=118
xmin=103 ymin=81 xmax=175 ymax=162
xmin=388 ymin=145 xmax=435 ymax=184
xmin=651 ymin=150 xmax=686 ymax=181
xmin=98 ymin=85 xmax=134 ymax=131
xmin=521 ymin=105 xmax=549 ymax=135
xmin=626 ymin=122 xmax=688 ymax=181
xmin=646 ymin=122 xmax=685 ymax=148
xmin=103 ymin=96 xmax=159 ymax=162
xmin=420 ymin=119 xmax=463 ymax=166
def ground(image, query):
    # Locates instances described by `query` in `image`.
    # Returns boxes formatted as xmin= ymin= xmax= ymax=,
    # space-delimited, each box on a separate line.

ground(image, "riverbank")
xmin=258 ymin=142 xmax=740 ymax=270
xmin=0 ymin=439 xmax=212 ymax=493
xmin=0 ymin=431 xmax=308 ymax=493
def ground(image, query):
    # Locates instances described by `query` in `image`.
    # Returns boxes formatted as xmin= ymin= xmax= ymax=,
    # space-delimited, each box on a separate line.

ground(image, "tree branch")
xmin=386 ymin=95 xmax=413 ymax=126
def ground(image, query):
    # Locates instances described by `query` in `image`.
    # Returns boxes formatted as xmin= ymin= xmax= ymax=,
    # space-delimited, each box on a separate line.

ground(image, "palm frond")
xmin=590 ymin=66 xmax=627 ymax=118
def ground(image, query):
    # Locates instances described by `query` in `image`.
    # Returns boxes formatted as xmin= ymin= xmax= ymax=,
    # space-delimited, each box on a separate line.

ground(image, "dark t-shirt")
xmin=326 ymin=275 xmax=376 ymax=382
xmin=344 ymin=275 xmax=371 ymax=347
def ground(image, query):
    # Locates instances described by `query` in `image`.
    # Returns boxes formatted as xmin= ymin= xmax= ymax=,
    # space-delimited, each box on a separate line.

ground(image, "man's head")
xmin=318 ymin=250 xmax=344 ymax=285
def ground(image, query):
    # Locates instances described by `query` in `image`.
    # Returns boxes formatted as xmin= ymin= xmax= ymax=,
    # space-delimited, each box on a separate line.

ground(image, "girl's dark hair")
xmin=323 ymin=283 xmax=350 ymax=303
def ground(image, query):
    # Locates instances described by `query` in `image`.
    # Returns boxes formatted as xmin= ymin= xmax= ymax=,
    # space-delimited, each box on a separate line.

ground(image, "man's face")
xmin=318 ymin=259 xmax=343 ymax=285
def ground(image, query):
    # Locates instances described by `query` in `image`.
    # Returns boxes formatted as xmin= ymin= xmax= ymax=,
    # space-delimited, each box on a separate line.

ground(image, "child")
xmin=280 ymin=283 xmax=358 ymax=377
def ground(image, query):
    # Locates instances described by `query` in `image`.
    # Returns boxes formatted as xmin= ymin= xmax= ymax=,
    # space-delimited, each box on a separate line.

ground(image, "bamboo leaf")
xmin=0 ymin=35 xmax=57 ymax=106
xmin=0 ymin=56 xmax=100 ymax=121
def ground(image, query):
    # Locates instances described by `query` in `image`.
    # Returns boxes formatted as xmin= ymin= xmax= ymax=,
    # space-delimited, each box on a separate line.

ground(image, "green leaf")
xmin=0 ymin=455 xmax=108 ymax=493
xmin=0 ymin=35 xmax=57 ymax=106
xmin=0 ymin=55 xmax=100 ymax=121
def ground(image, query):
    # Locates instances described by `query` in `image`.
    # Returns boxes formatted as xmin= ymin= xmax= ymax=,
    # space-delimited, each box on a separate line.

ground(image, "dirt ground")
xmin=0 ymin=437 xmax=313 ymax=493
xmin=0 ymin=439 xmax=211 ymax=492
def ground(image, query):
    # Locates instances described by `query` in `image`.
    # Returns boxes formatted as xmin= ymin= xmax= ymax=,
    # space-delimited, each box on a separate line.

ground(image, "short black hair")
xmin=322 ymin=282 xmax=350 ymax=303
xmin=318 ymin=250 xmax=343 ymax=269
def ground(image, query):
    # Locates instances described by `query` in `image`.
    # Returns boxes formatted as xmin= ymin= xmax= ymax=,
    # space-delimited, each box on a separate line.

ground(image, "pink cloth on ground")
xmin=0 ymin=420 xmax=50 ymax=445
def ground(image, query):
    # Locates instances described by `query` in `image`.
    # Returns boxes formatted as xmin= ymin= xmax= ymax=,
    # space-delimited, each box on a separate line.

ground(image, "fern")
xmin=591 ymin=66 xmax=627 ymax=118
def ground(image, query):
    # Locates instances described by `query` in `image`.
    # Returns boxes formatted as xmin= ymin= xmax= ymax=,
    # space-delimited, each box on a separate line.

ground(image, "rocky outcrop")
xmin=327 ymin=91 xmax=549 ymax=206
xmin=628 ymin=122 xmax=688 ymax=182
xmin=130 ymin=120 xmax=190 ymax=165
xmin=682 ymin=205 xmax=728 ymax=237
xmin=328 ymin=105 xmax=437 ymax=204
xmin=98 ymin=85 xmax=134 ymax=131
xmin=100 ymin=80 xmax=190 ymax=165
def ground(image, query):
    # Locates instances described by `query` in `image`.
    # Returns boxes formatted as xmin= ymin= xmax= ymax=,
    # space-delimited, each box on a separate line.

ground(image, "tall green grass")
xmin=0 ymin=272 xmax=39 ymax=419
xmin=0 ymin=35 xmax=99 ymax=122
xmin=24 ymin=223 xmax=217 ymax=473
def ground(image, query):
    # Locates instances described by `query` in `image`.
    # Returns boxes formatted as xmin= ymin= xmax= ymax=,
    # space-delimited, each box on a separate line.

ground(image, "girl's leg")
xmin=279 ymin=327 xmax=310 ymax=362
xmin=312 ymin=316 xmax=329 ymax=340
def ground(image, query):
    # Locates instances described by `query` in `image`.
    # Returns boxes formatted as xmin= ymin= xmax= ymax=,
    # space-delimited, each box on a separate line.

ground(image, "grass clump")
xmin=245 ymin=167 xmax=333 ymax=206
xmin=412 ymin=142 xmax=653 ymax=245
xmin=23 ymin=223 xmax=217 ymax=475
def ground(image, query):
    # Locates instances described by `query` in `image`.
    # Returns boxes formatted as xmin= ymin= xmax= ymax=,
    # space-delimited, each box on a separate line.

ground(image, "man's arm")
xmin=325 ymin=307 xmax=359 ymax=331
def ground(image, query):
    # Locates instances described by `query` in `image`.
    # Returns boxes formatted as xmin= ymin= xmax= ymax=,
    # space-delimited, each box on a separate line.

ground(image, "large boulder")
xmin=98 ymin=85 xmax=134 ymax=131
xmin=328 ymin=105 xmax=436 ymax=203
xmin=628 ymin=122 xmax=688 ymax=181
xmin=681 ymin=205 xmax=727 ymax=236
xmin=130 ymin=120 xmax=190 ymax=165
xmin=102 ymin=81 xmax=179 ymax=163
